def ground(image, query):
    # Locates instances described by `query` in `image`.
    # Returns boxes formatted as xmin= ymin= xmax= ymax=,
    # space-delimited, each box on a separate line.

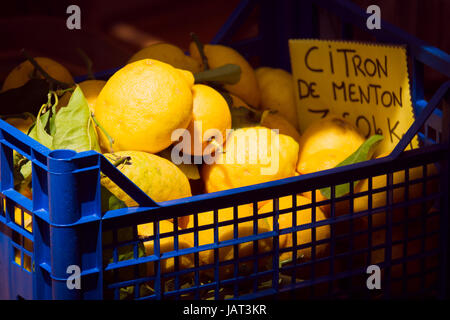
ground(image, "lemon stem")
xmin=21 ymin=49 xmax=72 ymax=90
xmin=194 ymin=64 xmax=241 ymax=85
xmin=112 ymin=156 xmax=131 ymax=167
xmin=45 ymin=92 xmax=53 ymax=110
xmin=51 ymin=90 xmax=59 ymax=109
xmin=56 ymin=87 xmax=75 ymax=96
xmin=246 ymin=104 xmax=264 ymax=117
xmin=190 ymin=32 xmax=209 ymax=70
xmin=36 ymin=102 xmax=48 ymax=126
xmin=91 ymin=113 xmax=114 ymax=151
xmin=77 ymin=48 xmax=95 ymax=80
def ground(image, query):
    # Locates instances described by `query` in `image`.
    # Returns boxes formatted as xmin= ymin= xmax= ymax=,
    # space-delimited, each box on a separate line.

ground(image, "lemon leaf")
xmin=101 ymin=185 xmax=126 ymax=212
xmin=194 ymin=64 xmax=241 ymax=85
xmin=320 ymin=134 xmax=384 ymax=199
xmin=19 ymin=161 xmax=32 ymax=181
xmin=52 ymin=85 xmax=101 ymax=152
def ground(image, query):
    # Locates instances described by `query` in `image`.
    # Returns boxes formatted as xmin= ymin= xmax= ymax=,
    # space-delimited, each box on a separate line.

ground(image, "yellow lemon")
xmin=2 ymin=57 xmax=74 ymax=92
xmin=260 ymin=110 xmax=302 ymax=143
xmin=94 ymin=59 xmax=194 ymax=153
xmin=201 ymin=126 xmax=299 ymax=193
xmin=227 ymin=94 xmax=301 ymax=143
xmin=183 ymin=84 xmax=231 ymax=156
xmin=13 ymin=212 xmax=33 ymax=271
xmin=128 ymin=43 xmax=201 ymax=73
xmin=297 ymin=148 xmax=352 ymax=175
xmin=189 ymin=43 xmax=260 ymax=107
xmin=255 ymin=67 xmax=298 ymax=129
xmin=77 ymin=79 xmax=106 ymax=112
xmin=102 ymin=151 xmax=192 ymax=228
xmin=14 ymin=206 xmax=33 ymax=233
xmin=297 ymin=114 xmax=365 ymax=175
xmin=4 ymin=114 xmax=34 ymax=134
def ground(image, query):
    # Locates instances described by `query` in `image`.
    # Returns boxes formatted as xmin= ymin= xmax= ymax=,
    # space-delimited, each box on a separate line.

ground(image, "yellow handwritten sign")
xmin=289 ymin=39 xmax=417 ymax=155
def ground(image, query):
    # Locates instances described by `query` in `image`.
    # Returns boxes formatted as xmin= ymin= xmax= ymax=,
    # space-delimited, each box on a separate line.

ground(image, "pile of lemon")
xmin=1 ymin=39 xmax=438 ymax=290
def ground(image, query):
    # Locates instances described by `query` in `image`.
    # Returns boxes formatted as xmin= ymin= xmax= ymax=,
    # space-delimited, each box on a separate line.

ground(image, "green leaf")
xmin=320 ymin=134 xmax=384 ymax=199
xmin=52 ymin=86 xmax=101 ymax=152
xmin=19 ymin=161 xmax=32 ymax=181
xmin=48 ymin=107 xmax=57 ymax=136
xmin=194 ymin=64 xmax=241 ymax=85
xmin=27 ymin=123 xmax=38 ymax=141
xmin=158 ymin=148 xmax=200 ymax=180
xmin=12 ymin=152 xmax=32 ymax=191
xmin=101 ymin=185 xmax=126 ymax=212
xmin=27 ymin=95 xmax=58 ymax=150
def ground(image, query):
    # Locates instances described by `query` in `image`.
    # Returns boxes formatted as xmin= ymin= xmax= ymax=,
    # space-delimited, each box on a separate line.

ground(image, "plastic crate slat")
xmin=106 ymin=232 xmax=278 ymax=273
xmin=211 ymin=0 xmax=254 ymax=44
xmin=2 ymin=220 xmax=33 ymax=241
xmin=1 ymin=189 xmax=33 ymax=212
xmin=42 ymin=267 xmax=101 ymax=282
xmin=392 ymin=81 xmax=450 ymax=157
xmin=0 ymin=124 xmax=50 ymax=157
xmin=104 ymin=255 xmax=159 ymax=271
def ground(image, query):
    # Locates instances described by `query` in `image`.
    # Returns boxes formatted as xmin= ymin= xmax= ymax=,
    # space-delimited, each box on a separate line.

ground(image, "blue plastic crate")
xmin=0 ymin=0 xmax=449 ymax=300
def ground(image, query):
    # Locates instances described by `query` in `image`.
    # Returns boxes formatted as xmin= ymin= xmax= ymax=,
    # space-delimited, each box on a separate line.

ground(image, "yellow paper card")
xmin=289 ymin=39 xmax=417 ymax=155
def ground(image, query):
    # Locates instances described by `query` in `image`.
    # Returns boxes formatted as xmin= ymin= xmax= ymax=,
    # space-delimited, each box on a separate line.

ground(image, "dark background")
xmin=0 ymin=0 xmax=448 ymax=94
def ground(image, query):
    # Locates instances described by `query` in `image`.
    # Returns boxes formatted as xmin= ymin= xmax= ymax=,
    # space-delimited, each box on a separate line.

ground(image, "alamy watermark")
xmin=366 ymin=264 xmax=381 ymax=290
xmin=66 ymin=265 xmax=81 ymax=290
xmin=66 ymin=5 xmax=81 ymax=30
xmin=366 ymin=5 xmax=381 ymax=30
